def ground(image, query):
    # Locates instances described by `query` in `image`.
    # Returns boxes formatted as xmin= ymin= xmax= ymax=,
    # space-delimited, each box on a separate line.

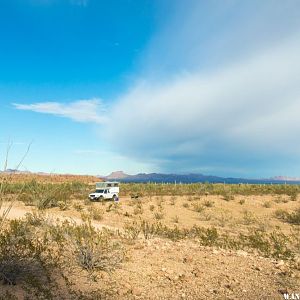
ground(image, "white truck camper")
xmin=89 ymin=182 xmax=119 ymax=201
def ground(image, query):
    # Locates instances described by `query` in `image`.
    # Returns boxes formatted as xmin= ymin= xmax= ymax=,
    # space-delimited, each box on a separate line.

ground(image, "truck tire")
xmin=112 ymin=195 xmax=118 ymax=202
xmin=98 ymin=196 xmax=104 ymax=202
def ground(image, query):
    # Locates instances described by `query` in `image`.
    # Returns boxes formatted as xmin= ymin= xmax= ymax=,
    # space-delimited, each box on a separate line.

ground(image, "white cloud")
xmin=104 ymin=34 xmax=300 ymax=176
xmin=13 ymin=99 xmax=107 ymax=124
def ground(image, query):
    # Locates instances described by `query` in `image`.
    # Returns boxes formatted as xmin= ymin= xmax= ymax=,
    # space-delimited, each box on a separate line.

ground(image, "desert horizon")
xmin=1 ymin=0 xmax=300 ymax=299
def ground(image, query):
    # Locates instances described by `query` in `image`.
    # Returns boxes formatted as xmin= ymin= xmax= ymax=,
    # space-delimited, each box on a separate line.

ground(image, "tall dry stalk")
xmin=0 ymin=141 xmax=32 ymax=228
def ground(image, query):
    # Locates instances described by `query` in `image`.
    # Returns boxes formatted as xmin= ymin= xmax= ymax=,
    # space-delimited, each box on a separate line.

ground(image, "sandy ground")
xmin=1 ymin=196 xmax=300 ymax=299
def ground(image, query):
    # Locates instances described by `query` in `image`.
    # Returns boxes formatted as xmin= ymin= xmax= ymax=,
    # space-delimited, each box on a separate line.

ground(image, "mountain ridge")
xmin=102 ymin=171 xmax=300 ymax=184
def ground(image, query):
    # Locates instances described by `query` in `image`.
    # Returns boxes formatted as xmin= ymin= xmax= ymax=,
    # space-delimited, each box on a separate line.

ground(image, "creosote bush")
xmin=0 ymin=212 xmax=124 ymax=298
xmin=122 ymin=220 xmax=296 ymax=260
xmin=192 ymin=202 xmax=205 ymax=213
xmin=275 ymin=208 xmax=300 ymax=225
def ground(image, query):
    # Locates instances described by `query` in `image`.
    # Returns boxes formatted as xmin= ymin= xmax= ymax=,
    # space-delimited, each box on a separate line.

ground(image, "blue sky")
xmin=1 ymin=0 xmax=300 ymax=177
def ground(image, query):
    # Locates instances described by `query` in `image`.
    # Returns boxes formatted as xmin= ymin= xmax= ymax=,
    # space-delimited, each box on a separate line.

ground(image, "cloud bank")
xmin=105 ymin=35 xmax=300 ymax=176
xmin=103 ymin=1 xmax=300 ymax=177
xmin=14 ymin=99 xmax=107 ymax=124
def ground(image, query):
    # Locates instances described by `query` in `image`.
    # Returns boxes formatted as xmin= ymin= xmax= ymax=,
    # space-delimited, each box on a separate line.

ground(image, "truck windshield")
xmin=95 ymin=189 xmax=104 ymax=193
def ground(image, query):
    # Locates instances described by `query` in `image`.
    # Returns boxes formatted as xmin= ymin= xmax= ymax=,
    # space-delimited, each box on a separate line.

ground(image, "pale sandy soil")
xmin=1 ymin=195 xmax=300 ymax=299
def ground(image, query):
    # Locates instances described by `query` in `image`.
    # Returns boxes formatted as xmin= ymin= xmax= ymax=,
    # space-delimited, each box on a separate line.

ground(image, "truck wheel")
xmin=98 ymin=196 xmax=104 ymax=202
xmin=112 ymin=195 xmax=118 ymax=202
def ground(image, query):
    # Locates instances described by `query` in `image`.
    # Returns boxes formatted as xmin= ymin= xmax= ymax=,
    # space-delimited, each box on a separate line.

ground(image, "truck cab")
xmin=89 ymin=181 xmax=119 ymax=201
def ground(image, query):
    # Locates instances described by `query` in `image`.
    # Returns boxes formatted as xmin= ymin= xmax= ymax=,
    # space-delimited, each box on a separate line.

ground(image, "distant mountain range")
xmin=2 ymin=169 xmax=300 ymax=184
xmin=102 ymin=171 xmax=300 ymax=184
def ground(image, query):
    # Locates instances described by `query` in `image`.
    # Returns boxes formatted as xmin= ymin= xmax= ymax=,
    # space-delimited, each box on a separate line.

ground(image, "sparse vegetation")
xmin=275 ymin=207 xmax=300 ymax=225
xmin=263 ymin=201 xmax=272 ymax=208
xmin=203 ymin=199 xmax=214 ymax=207
xmin=1 ymin=177 xmax=300 ymax=298
xmin=192 ymin=202 xmax=205 ymax=213
xmin=239 ymin=199 xmax=245 ymax=205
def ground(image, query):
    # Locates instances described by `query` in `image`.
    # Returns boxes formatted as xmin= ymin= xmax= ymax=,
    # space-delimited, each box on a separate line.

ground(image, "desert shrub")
xmin=274 ymin=209 xmax=290 ymax=220
xmin=124 ymin=221 xmax=141 ymax=240
xmin=64 ymin=221 xmax=124 ymax=274
xmin=154 ymin=212 xmax=164 ymax=220
xmin=24 ymin=211 xmax=45 ymax=226
xmin=275 ymin=208 xmax=300 ymax=225
xmin=203 ymin=200 xmax=214 ymax=207
xmin=172 ymin=215 xmax=179 ymax=223
xmin=263 ymin=201 xmax=272 ymax=208
xmin=0 ymin=219 xmax=54 ymax=287
xmin=289 ymin=191 xmax=298 ymax=201
xmin=239 ymin=199 xmax=245 ymax=205
xmin=105 ymin=202 xmax=120 ymax=213
xmin=73 ymin=202 xmax=83 ymax=211
xmin=88 ymin=207 xmax=104 ymax=221
xmin=223 ymin=192 xmax=234 ymax=201
xmin=242 ymin=210 xmax=256 ymax=225
xmin=199 ymin=212 xmax=212 ymax=221
xmin=18 ymin=183 xmax=71 ymax=210
xmin=197 ymin=227 xmax=219 ymax=247
xmin=154 ymin=223 xmax=186 ymax=241
xmin=149 ymin=204 xmax=155 ymax=211
xmin=18 ymin=192 xmax=34 ymax=206
xmin=192 ymin=202 xmax=205 ymax=213
xmin=133 ymin=207 xmax=143 ymax=215
xmin=140 ymin=220 xmax=156 ymax=239
xmin=133 ymin=202 xmax=143 ymax=215
xmin=274 ymin=195 xmax=285 ymax=203
xmin=182 ymin=202 xmax=189 ymax=208
xmin=286 ymin=208 xmax=300 ymax=225
xmin=240 ymin=230 xmax=293 ymax=260
xmin=216 ymin=213 xmax=231 ymax=227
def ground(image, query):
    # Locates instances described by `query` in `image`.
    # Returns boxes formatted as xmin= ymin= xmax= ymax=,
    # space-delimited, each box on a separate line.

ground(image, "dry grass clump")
xmin=239 ymin=199 xmax=245 ymax=205
xmin=242 ymin=210 xmax=257 ymax=225
xmin=275 ymin=208 xmax=300 ymax=225
xmin=182 ymin=202 xmax=189 ymax=208
xmin=149 ymin=204 xmax=155 ymax=211
xmin=290 ymin=191 xmax=298 ymax=201
xmin=222 ymin=192 xmax=234 ymax=201
xmin=73 ymin=202 xmax=83 ymax=211
xmin=216 ymin=212 xmax=231 ymax=227
xmin=192 ymin=202 xmax=205 ymax=213
xmin=154 ymin=211 xmax=165 ymax=220
xmin=263 ymin=201 xmax=272 ymax=208
xmin=87 ymin=206 xmax=104 ymax=221
xmin=203 ymin=199 xmax=214 ymax=207
xmin=133 ymin=205 xmax=143 ymax=215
